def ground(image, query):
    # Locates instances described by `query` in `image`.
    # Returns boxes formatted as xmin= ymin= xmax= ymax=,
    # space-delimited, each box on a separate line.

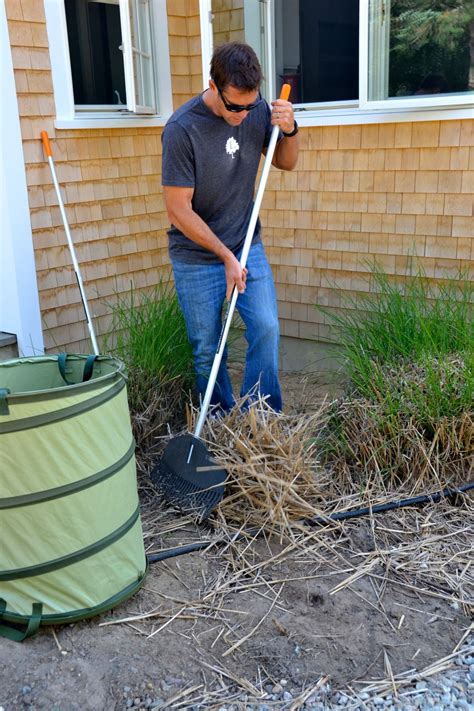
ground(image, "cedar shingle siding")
xmin=5 ymin=0 xmax=474 ymax=352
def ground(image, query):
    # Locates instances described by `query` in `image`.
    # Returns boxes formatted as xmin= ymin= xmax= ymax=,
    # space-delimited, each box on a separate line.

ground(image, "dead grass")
xmin=194 ymin=396 xmax=332 ymax=534
xmin=319 ymin=398 xmax=472 ymax=495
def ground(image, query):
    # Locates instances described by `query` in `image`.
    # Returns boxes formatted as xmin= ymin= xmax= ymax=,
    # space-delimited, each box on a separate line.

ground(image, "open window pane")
xmin=128 ymin=0 xmax=156 ymax=111
xmin=65 ymin=0 xmax=126 ymax=106
xmin=210 ymin=0 xmax=270 ymax=98
xmin=368 ymin=0 xmax=474 ymax=100
xmin=274 ymin=0 xmax=359 ymax=104
xmin=209 ymin=0 xmax=359 ymax=105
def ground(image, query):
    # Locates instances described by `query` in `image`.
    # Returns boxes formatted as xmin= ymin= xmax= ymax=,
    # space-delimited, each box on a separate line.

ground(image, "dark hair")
xmin=210 ymin=42 xmax=262 ymax=92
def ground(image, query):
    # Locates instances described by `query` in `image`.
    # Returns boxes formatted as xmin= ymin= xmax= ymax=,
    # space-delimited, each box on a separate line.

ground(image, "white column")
xmin=0 ymin=2 xmax=44 ymax=356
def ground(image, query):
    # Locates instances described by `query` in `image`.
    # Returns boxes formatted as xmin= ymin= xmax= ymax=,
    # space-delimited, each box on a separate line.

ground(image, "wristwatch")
xmin=282 ymin=120 xmax=299 ymax=137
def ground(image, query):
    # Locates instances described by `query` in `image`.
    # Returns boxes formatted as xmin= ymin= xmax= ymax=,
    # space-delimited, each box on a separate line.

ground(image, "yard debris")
xmin=190 ymin=395 xmax=333 ymax=534
xmin=120 ymin=375 xmax=474 ymax=707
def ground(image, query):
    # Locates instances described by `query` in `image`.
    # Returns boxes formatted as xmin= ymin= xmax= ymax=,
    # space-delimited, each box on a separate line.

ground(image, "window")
xmin=201 ymin=0 xmax=473 ymax=124
xmin=44 ymin=0 xmax=172 ymax=127
xmin=274 ymin=0 xmax=359 ymax=105
xmin=363 ymin=0 xmax=474 ymax=108
xmin=206 ymin=0 xmax=273 ymax=99
xmin=65 ymin=0 xmax=127 ymax=108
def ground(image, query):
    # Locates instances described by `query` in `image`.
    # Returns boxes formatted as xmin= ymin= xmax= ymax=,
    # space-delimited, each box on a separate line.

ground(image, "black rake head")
xmin=150 ymin=434 xmax=227 ymax=520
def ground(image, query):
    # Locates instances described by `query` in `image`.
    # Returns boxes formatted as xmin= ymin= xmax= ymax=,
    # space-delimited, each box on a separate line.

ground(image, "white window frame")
xmin=360 ymin=0 xmax=474 ymax=111
xmin=44 ymin=0 xmax=173 ymax=128
xmin=119 ymin=0 xmax=155 ymax=114
xmin=200 ymin=0 xmax=274 ymax=100
xmin=199 ymin=0 xmax=474 ymax=126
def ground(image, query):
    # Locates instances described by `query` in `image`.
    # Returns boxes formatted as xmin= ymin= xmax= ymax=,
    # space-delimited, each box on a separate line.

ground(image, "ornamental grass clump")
xmin=105 ymin=279 xmax=194 ymax=472
xmin=318 ymin=266 xmax=473 ymax=490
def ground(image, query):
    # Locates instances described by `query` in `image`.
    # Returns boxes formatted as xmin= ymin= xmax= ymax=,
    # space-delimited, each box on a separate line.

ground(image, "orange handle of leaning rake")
xmin=41 ymin=130 xmax=53 ymax=157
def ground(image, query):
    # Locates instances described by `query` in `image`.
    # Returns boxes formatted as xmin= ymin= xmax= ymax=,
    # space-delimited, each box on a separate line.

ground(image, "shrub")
xmin=104 ymin=279 xmax=194 ymax=470
xmin=317 ymin=266 xmax=473 ymax=488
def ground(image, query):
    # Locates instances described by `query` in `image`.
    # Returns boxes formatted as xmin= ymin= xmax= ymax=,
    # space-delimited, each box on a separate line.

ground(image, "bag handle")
xmin=0 ymin=388 xmax=11 ymax=415
xmin=57 ymin=354 xmax=98 ymax=385
xmin=0 ymin=599 xmax=43 ymax=642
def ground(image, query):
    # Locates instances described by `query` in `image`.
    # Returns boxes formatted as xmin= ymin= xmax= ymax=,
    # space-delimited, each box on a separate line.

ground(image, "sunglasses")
xmin=215 ymin=83 xmax=263 ymax=113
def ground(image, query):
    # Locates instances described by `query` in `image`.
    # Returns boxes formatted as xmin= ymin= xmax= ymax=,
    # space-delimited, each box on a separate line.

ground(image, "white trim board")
xmin=295 ymin=106 xmax=474 ymax=127
xmin=1 ymin=3 xmax=44 ymax=356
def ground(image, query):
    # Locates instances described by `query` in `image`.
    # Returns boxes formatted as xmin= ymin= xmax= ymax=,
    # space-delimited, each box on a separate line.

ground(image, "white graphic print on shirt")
xmin=226 ymin=137 xmax=239 ymax=159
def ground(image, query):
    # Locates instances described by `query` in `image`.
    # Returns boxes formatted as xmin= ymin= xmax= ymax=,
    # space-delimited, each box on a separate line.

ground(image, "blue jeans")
xmin=172 ymin=242 xmax=282 ymax=412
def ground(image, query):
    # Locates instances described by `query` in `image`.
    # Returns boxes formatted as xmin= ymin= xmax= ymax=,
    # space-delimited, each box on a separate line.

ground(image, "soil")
xmin=0 ymin=370 xmax=471 ymax=711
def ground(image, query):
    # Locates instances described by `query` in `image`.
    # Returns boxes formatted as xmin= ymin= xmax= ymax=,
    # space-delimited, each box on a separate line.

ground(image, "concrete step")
xmin=0 ymin=332 xmax=18 ymax=361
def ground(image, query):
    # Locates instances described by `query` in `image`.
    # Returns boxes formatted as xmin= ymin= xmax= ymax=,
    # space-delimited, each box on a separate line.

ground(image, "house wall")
xmin=263 ymin=120 xmax=474 ymax=341
xmin=5 ymin=0 xmax=201 ymax=353
xmin=5 ymin=0 xmax=474 ymax=353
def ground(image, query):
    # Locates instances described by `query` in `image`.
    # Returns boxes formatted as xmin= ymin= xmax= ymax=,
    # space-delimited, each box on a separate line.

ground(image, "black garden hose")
xmin=147 ymin=481 xmax=473 ymax=564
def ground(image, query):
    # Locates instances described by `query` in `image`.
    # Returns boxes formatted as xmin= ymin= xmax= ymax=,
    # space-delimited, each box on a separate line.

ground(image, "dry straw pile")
xmin=185 ymin=396 xmax=336 ymax=533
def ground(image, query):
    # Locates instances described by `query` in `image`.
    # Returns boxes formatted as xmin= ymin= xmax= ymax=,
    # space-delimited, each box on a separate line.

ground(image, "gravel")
xmin=117 ymin=637 xmax=472 ymax=710
xmin=251 ymin=637 xmax=473 ymax=711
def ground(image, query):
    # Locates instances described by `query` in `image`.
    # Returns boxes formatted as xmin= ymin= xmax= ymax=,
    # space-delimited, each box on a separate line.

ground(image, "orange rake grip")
xmin=279 ymin=83 xmax=291 ymax=101
xmin=41 ymin=130 xmax=52 ymax=157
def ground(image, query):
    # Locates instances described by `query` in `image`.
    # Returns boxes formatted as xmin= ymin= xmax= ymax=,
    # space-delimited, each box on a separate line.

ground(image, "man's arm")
xmin=270 ymin=98 xmax=299 ymax=171
xmin=163 ymin=185 xmax=247 ymax=300
xmin=272 ymin=132 xmax=299 ymax=171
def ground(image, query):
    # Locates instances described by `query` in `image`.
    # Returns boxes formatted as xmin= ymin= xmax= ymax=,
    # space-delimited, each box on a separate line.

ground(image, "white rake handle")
xmin=41 ymin=131 xmax=99 ymax=356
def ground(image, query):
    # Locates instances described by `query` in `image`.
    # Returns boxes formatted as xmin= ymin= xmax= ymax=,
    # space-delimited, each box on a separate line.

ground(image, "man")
xmin=162 ymin=41 xmax=299 ymax=413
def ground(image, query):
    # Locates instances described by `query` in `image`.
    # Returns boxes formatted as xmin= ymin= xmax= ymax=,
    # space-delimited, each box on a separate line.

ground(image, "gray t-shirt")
xmin=162 ymin=93 xmax=274 ymax=264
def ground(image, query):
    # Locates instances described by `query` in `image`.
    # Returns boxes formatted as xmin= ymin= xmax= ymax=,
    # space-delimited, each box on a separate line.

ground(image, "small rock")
xmin=282 ymin=691 xmax=292 ymax=702
xmin=164 ymin=675 xmax=181 ymax=685
xmin=272 ymin=683 xmax=283 ymax=694
xmin=21 ymin=686 xmax=32 ymax=695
